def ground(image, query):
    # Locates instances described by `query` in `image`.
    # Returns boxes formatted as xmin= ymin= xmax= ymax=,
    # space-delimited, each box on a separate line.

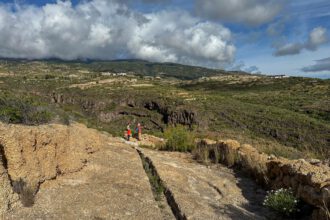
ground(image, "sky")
xmin=0 ymin=0 xmax=329 ymax=78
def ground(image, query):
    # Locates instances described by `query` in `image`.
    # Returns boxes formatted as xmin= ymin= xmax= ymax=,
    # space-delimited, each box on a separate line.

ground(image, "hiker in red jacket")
xmin=126 ymin=123 xmax=132 ymax=141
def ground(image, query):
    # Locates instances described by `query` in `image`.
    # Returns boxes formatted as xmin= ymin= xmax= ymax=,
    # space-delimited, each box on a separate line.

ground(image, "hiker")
xmin=126 ymin=123 xmax=132 ymax=141
xmin=135 ymin=123 xmax=142 ymax=141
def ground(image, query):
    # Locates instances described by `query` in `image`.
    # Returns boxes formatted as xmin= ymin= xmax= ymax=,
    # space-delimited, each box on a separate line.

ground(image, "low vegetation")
xmin=263 ymin=188 xmax=299 ymax=217
xmin=162 ymin=125 xmax=195 ymax=152
xmin=0 ymin=93 xmax=53 ymax=125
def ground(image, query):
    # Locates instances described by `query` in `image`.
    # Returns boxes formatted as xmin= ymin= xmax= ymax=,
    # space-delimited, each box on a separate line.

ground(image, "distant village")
xmin=267 ymin=74 xmax=290 ymax=79
xmin=101 ymin=72 xmax=129 ymax=77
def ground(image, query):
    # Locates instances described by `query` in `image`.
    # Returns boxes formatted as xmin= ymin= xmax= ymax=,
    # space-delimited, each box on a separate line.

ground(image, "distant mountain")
xmin=79 ymin=60 xmax=248 ymax=80
xmin=0 ymin=58 xmax=249 ymax=80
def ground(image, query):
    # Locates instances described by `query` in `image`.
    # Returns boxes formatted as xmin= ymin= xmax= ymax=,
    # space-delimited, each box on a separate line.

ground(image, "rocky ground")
xmin=4 ymin=139 xmax=162 ymax=220
xmin=138 ymin=147 xmax=271 ymax=220
xmin=0 ymin=123 xmax=273 ymax=220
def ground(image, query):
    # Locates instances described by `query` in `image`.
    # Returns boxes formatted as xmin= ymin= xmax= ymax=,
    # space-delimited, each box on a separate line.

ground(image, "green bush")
xmin=162 ymin=125 xmax=195 ymax=152
xmin=263 ymin=188 xmax=298 ymax=216
xmin=0 ymin=107 xmax=23 ymax=123
xmin=0 ymin=95 xmax=53 ymax=125
xmin=44 ymin=74 xmax=56 ymax=80
xmin=26 ymin=109 xmax=53 ymax=124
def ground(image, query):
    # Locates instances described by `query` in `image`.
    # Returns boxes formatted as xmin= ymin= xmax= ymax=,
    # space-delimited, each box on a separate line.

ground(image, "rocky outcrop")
xmin=0 ymin=148 xmax=20 ymax=216
xmin=51 ymin=92 xmax=106 ymax=112
xmin=143 ymin=101 xmax=198 ymax=127
xmin=197 ymin=140 xmax=330 ymax=219
xmin=51 ymin=92 xmax=199 ymax=128
xmin=5 ymin=138 xmax=164 ymax=220
xmin=0 ymin=122 xmax=109 ymax=211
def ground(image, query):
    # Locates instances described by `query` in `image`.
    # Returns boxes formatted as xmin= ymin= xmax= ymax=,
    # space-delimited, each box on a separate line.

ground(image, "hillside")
xmin=0 ymin=59 xmax=241 ymax=80
xmin=0 ymin=59 xmax=329 ymax=160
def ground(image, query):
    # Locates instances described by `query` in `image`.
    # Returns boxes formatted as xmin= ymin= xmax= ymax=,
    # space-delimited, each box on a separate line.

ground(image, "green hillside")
xmin=0 ymin=59 xmax=329 ymax=159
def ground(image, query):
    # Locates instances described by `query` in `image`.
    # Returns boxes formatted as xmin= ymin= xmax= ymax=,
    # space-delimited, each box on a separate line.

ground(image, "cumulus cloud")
xmin=0 ymin=0 xmax=235 ymax=68
xmin=305 ymin=27 xmax=328 ymax=50
xmin=195 ymin=0 xmax=284 ymax=26
xmin=302 ymin=57 xmax=330 ymax=72
xmin=129 ymin=10 xmax=235 ymax=65
xmin=274 ymin=27 xmax=328 ymax=56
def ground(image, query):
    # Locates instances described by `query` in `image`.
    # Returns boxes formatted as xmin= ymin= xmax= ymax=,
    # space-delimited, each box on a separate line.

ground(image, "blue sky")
xmin=0 ymin=0 xmax=329 ymax=78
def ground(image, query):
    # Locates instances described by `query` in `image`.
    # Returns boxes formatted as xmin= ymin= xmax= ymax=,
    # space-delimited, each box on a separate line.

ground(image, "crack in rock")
xmin=136 ymin=148 xmax=187 ymax=220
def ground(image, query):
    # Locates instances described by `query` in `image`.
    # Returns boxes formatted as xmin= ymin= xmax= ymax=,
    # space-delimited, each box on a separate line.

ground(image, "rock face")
xmin=0 ymin=122 xmax=108 ymax=205
xmin=143 ymin=101 xmax=198 ymax=127
xmin=5 ymin=138 xmax=163 ymax=220
xmin=197 ymin=139 xmax=330 ymax=220
xmin=0 ymin=152 xmax=20 ymax=216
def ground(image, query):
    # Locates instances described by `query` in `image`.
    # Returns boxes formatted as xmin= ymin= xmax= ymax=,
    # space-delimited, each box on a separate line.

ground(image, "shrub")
xmin=0 ymin=95 xmax=53 ymax=125
xmin=44 ymin=74 xmax=56 ymax=80
xmin=263 ymin=188 xmax=298 ymax=216
xmin=25 ymin=108 xmax=53 ymax=124
xmin=0 ymin=107 xmax=23 ymax=123
xmin=162 ymin=125 xmax=195 ymax=152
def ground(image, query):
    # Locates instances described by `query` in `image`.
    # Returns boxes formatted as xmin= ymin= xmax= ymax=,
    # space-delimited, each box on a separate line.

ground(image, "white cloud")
xmin=195 ymin=0 xmax=284 ymax=26
xmin=128 ymin=11 xmax=235 ymax=65
xmin=0 ymin=0 xmax=235 ymax=68
xmin=306 ymin=27 xmax=328 ymax=50
xmin=274 ymin=26 xmax=328 ymax=56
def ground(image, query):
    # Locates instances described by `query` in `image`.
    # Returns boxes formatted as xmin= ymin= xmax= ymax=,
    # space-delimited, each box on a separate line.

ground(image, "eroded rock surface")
xmin=139 ymin=147 xmax=271 ymax=220
xmin=0 ymin=123 xmax=282 ymax=220
xmin=0 ymin=122 xmax=108 ymax=191
xmin=5 ymin=139 xmax=163 ymax=220
xmin=0 ymin=156 xmax=20 ymax=217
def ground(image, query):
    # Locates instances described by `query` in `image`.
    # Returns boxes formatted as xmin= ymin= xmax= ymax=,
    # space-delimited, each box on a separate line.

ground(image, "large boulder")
xmin=0 ymin=122 xmax=108 ymax=194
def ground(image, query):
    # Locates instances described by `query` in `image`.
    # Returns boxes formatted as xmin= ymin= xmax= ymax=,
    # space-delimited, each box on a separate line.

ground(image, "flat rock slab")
xmin=140 ymin=148 xmax=270 ymax=220
xmin=5 ymin=140 xmax=162 ymax=220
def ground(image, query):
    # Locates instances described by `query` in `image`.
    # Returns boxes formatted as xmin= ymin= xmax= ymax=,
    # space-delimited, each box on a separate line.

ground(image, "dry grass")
xmin=193 ymin=141 xmax=239 ymax=167
xmin=193 ymin=145 xmax=211 ymax=164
